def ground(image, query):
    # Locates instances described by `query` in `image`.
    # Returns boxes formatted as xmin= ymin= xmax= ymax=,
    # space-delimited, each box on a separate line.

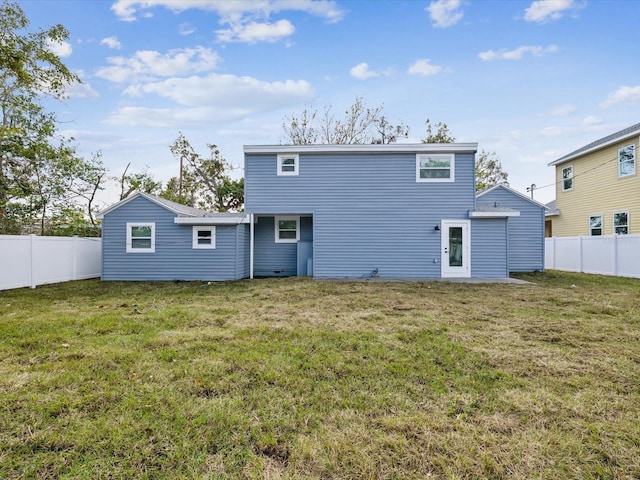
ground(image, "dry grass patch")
xmin=0 ymin=271 xmax=639 ymax=479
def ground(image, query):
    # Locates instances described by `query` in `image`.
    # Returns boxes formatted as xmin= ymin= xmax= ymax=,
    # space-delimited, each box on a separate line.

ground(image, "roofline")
xmin=97 ymin=191 xmax=188 ymax=219
xmin=469 ymin=211 xmax=520 ymax=218
xmin=548 ymin=126 xmax=640 ymax=166
xmin=476 ymin=183 xmax=547 ymax=208
xmin=243 ymin=143 xmax=478 ymax=154
xmin=174 ymin=216 xmax=250 ymax=225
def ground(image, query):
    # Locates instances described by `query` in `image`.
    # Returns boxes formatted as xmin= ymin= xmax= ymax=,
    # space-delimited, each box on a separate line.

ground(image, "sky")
xmin=18 ymin=0 xmax=640 ymax=207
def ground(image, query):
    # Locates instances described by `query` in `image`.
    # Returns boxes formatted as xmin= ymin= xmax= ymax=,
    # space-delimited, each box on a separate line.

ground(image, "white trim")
xmin=613 ymin=210 xmax=629 ymax=235
xmin=618 ymin=144 xmax=636 ymax=178
xmin=416 ymin=154 xmax=455 ymax=183
xmin=126 ymin=222 xmax=155 ymax=253
xmin=561 ymin=165 xmax=574 ymax=192
xmin=588 ymin=213 xmax=603 ymax=236
xmin=192 ymin=226 xmax=216 ymax=249
xmin=244 ymin=143 xmax=478 ymax=154
xmin=441 ymin=220 xmax=471 ymax=278
xmin=469 ymin=211 xmax=520 ymax=218
xmin=174 ymin=216 xmax=249 ymax=225
xmin=274 ymin=215 xmax=300 ymax=243
xmin=277 ymin=154 xmax=299 ymax=176
xmin=250 ymin=213 xmax=255 ymax=279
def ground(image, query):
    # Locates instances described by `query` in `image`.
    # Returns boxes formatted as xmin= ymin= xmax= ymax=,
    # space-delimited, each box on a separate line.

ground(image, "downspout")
xmin=249 ymin=213 xmax=254 ymax=279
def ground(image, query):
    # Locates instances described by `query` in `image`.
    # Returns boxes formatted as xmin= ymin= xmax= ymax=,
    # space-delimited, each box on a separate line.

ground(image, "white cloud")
xmin=349 ymin=62 xmax=393 ymax=80
xmin=66 ymin=81 xmax=100 ymax=99
xmin=179 ymin=22 xmax=195 ymax=35
xmin=407 ymin=59 xmax=442 ymax=76
xmin=426 ymin=0 xmax=463 ymax=28
xmin=524 ymin=0 xmax=578 ymax=23
xmin=216 ymin=19 xmax=295 ymax=44
xmin=478 ymin=44 xmax=558 ymax=61
xmin=100 ymin=36 xmax=122 ymax=49
xmin=96 ymin=46 xmax=220 ymax=83
xmin=111 ymin=0 xmax=345 ymax=45
xmin=599 ymin=85 xmax=640 ymax=108
xmin=582 ymin=115 xmax=602 ymax=126
xmin=549 ymin=103 xmax=576 ymax=116
xmin=47 ymin=39 xmax=72 ymax=58
xmin=107 ymin=73 xmax=314 ymax=127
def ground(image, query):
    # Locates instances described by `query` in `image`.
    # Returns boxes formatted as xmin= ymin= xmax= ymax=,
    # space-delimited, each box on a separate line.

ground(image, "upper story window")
xmin=562 ymin=165 xmax=573 ymax=191
xmin=416 ymin=154 xmax=455 ymax=182
xmin=277 ymin=154 xmax=299 ymax=176
xmin=589 ymin=214 xmax=603 ymax=236
xmin=618 ymin=144 xmax=635 ymax=177
xmin=126 ymin=222 xmax=155 ymax=253
xmin=613 ymin=211 xmax=629 ymax=235
xmin=275 ymin=216 xmax=299 ymax=243
xmin=192 ymin=226 xmax=216 ymax=249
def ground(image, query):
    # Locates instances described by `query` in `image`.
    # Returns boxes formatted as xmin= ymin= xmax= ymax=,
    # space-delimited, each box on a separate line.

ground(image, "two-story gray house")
xmin=100 ymin=143 xmax=541 ymax=281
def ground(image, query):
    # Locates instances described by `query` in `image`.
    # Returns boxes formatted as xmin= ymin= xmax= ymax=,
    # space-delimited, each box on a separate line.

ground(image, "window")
xmin=274 ymin=216 xmax=299 ymax=243
xmin=126 ymin=223 xmax=155 ymax=253
xmin=613 ymin=211 xmax=629 ymax=235
xmin=416 ymin=154 xmax=454 ymax=182
xmin=277 ymin=154 xmax=299 ymax=176
xmin=562 ymin=165 xmax=573 ymax=191
xmin=618 ymin=144 xmax=635 ymax=177
xmin=589 ymin=214 xmax=603 ymax=236
xmin=192 ymin=227 xmax=216 ymax=249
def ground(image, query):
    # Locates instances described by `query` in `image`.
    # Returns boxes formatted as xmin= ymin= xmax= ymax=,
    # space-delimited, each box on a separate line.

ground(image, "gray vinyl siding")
xmin=471 ymin=218 xmax=508 ymax=278
xmin=101 ymin=195 xmax=245 ymax=281
xmin=235 ymin=224 xmax=251 ymax=279
xmin=246 ymin=151 xmax=476 ymax=278
xmin=253 ymin=215 xmax=313 ymax=277
xmin=478 ymin=187 xmax=545 ymax=272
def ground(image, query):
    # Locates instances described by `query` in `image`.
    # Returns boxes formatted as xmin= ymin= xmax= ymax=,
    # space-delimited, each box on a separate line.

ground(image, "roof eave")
xmin=548 ymin=127 xmax=640 ymax=166
xmin=244 ymin=143 xmax=478 ymax=154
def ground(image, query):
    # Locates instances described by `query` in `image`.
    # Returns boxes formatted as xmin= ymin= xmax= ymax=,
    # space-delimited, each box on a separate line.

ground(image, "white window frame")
xmin=613 ymin=211 xmax=629 ymax=235
xmin=416 ymin=154 xmax=455 ymax=182
xmin=126 ymin=222 xmax=155 ymax=253
xmin=274 ymin=215 xmax=300 ymax=243
xmin=618 ymin=144 xmax=635 ymax=178
xmin=192 ymin=226 xmax=216 ymax=249
xmin=277 ymin=154 xmax=299 ymax=176
xmin=562 ymin=165 xmax=573 ymax=192
xmin=588 ymin=214 xmax=603 ymax=236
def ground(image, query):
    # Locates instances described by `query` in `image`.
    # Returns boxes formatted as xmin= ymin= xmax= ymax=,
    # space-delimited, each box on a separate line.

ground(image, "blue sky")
xmin=20 ymin=0 xmax=640 ymax=206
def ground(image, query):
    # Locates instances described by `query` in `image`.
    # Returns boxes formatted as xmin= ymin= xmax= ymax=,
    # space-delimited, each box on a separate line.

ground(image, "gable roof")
xmin=244 ymin=143 xmax=478 ymax=154
xmin=548 ymin=122 xmax=640 ymax=166
xmin=97 ymin=191 xmax=241 ymax=220
xmin=476 ymin=183 xmax=546 ymax=209
xmin=545 ymin=199 xmax=559 ymax=217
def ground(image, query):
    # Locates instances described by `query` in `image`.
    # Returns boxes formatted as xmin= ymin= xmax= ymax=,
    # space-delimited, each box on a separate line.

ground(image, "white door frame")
xmin=441 ymin=219 xmax=471 ymax=278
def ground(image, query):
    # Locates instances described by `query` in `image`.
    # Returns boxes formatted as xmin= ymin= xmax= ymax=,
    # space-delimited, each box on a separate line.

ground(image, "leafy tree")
xmin=117 ymin=163 xmax=162 ymax=201
xmin=422 ymin=118 xmax=455 ymax=143
xmin=475 ymin=150 xmax=508 ymax=191
xmin=168 ymin=133 xmax=244 ymax=212
xmin=0 ymin=0 xmax=82 ymax=233
xmin=283 ymin=96 xmax=408 ymax=145
xmin=421 ymin=119 xmax=508 ymax=191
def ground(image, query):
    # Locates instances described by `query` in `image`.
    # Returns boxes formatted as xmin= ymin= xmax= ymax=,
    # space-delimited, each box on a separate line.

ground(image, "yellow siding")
xmin=554 ymin=137 xmax=640 ymax=236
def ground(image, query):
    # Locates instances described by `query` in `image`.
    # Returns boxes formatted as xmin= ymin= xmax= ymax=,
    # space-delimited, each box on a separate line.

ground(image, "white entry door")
xmin=441 ymin=220 xmax=471 ymax=278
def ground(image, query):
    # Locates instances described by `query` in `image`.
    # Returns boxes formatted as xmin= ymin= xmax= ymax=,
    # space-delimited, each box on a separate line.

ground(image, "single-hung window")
xmin=613 ymin=211 xmax=629 ymax=235
xmin=126 ymin=222 xmax=155 ymax=253
xmin=275 ymin=216 xmax=299 ymax=243
xmin=589 ymin=214 xmax=603 ymax=236
xmin=618 ymin=144 xmax=635 ymax=177
xmin=562 ymin=165 xmax=573 ymax=191
xmin=277 ymin=154 xmax=299 ymax=176
xmin=192 ymin=226 xmax=216 ymax=249
xmin=416 ymin=154 xmax=454 ymax=182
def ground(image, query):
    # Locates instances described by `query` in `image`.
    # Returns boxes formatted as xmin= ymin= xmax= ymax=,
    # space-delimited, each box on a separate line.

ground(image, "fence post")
xmin=29 ymin=234 xmax=36 ymax=289
xmin=613 ymin=234 xmax=618 ymax=276
xmin=72 ymin=236 xmax=78 ymax=280
xmin=552 ymin=237 xmax=556 ymax=270
xmin=578 ymin=236 xmax=583 ymax=273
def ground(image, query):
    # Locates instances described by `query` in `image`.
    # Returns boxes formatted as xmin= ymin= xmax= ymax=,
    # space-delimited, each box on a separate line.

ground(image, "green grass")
xmin=1 ymin=271 xmax=639 ymax=479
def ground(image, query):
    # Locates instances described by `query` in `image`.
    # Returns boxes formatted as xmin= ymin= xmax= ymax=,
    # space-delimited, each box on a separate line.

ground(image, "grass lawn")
xmin=0 ymin=271 xmax=639 ymax=479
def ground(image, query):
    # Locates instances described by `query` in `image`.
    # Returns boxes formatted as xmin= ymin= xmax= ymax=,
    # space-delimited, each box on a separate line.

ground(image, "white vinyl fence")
xmin=0 ymin=235 xmax=101 ymax=291
xmin=545 ymin=234 xmax=640 ymax=278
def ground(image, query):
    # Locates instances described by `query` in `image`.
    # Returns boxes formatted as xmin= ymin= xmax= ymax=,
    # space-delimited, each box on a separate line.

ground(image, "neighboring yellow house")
xmin=547 ymin=122 xmax=640 ymax=237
